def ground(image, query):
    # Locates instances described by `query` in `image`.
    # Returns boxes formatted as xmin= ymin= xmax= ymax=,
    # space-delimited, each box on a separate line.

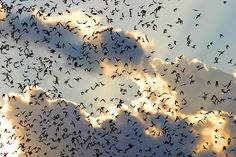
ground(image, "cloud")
xmin=148 ymin=57 xmax=236 ymax=114
xmin=1 ymin=85 xmax=235 ymax=157
xmin=2 ymin=86 xmax=196 ymax=156
xmin=0 ymin=6 xmax=155 ymax=107
xmin=0 ymin=2 xmax=236 ymax=157
xmin=0 ymin=114 xmax=19 ymax=157
xmin=0 ymin=4 xmax=6 ymax=20
xmin=233 ymin=70 xmax=236 ymax=80
xmin=2 ymin=7 xmax=154 ymax=72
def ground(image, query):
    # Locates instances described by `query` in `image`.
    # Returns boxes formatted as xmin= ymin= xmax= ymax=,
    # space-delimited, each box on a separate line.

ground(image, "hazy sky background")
xmin=0 ymin=0 xmax=236 ymax=157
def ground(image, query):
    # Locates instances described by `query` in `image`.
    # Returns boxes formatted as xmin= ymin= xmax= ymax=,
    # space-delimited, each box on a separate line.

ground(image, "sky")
xmin=0 ymin=0 xmax=236 ymax=157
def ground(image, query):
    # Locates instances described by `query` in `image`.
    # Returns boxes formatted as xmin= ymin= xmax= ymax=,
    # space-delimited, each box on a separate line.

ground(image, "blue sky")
xmin=96 ymin=0 xmax=236 ymax=73
xmin=0 ymin=0 xmax=236 ymax=157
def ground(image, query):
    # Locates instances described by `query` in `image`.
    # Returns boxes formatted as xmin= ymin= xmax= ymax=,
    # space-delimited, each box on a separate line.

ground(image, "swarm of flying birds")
xmin=0 ymin=0 xmax=235 ymax=157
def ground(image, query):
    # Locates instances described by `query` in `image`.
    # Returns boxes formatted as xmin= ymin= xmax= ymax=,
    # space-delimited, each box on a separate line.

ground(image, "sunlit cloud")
xmin=0 ymin=102 xmax=19 ymax=157
xmin=2 ymin=61 xmax=236 ymax=156
xmin=0 ymin=5 xmax=6 ymax=20
xmin=0 ymin=1 xmax=235 ymax=157
xmin=32 ymin=8 xmax=105 ymax=42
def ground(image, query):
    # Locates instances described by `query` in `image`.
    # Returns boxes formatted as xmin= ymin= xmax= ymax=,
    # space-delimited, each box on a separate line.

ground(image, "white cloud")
xmin=0 ymin=84 xmax=235 ymax=157
xmin=148 ymin=56 xmax=236 ymax=114
xmin=0 ymin=3 xmax=235 ymax=157
xmin=2 ymin=86 xmax=195 ymax=156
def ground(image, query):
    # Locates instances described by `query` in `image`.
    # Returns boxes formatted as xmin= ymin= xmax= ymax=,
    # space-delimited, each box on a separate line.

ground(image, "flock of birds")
xmin=0 ymin=0 xmax=235 ymax=157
